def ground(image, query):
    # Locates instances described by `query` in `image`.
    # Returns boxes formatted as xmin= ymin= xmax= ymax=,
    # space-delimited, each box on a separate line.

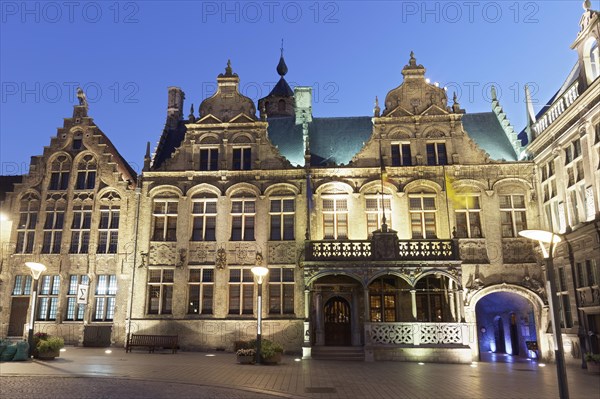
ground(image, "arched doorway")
xmin=324 ymin=297 xmax=351 ymax=346
xmin=475 ymin=291 xmax=537 ymax=361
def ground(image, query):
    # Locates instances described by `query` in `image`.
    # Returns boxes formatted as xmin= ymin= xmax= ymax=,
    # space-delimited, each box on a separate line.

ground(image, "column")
xmin=457 ymin=290 xmax=465 ymax=322
xmin=302 ymin=289 xmax=312 ymax=359
xmin=315 ymin=291 xmax=324 ymax=346
xmin=410 ymin=290 xmax=417 ymax=320
xmin=351 ymin=290 xmax=360 ymax=346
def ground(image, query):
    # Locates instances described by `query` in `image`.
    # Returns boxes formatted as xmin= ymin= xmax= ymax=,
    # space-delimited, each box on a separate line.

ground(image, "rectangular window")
xmin=499 ymin=194 xmax=527 ymax=238
xmin=94 ymin=275 xmax=117 ymax=321
xmin=75 ymin=170 xmax=96 ymax=190
xmin=268 ymin=267 xmax=295 ymax=315
xmin=191 ymin=199 xmax=217 ymax=241
xmin=15 ymin=196 xmax=38 ymax=254
xmin=454 ymin=195 xmax=482 ymax=238
xmin=365 ymin=196 xmax=392 ymax=236
xmin=269 ymin=198 xmax=295 ymax=241
xmin=409 ymin=195 xmax=437 ymax=239
xmin=12 ymin=275 xmax=32 ymax=296
xmin=228 ymin=268 xmax=254 ymax=315
xmin=586 ymin=259 xmax=597 ymax=286
xmin=147 ymin=269 xmax=174 ymax=315
xmin=66 ymin=275 xmax=89 ymax=321
xmin=37 ymin=275 xmax=60 ymax=321
xmin=556 ymin=266 xmax=573 ymax=329
xmin=322 ymin=198 xmax=348 ymax=239
xmin=232 ymin=147 xmax=252 ymax=170
xmin=97 ymin=204 xmax=120 ymax=254
xmin=152 ymin=200 xmax=178 ymax=241
xmin=199 ymin=148 xmax=219 ymax=171
xmin=49 ymin=171 xmax=69 ymax=191
xmin=231 ymin=199 xmax=255 ymax=241
xmin=391 ymin=143 xmax=412 ymax=166
xmin=42 ymin=202 xmax=65 ymax=253
xmin=70 ymin=204 xmax=92 ymax=253
xmin=188 ymin=268 xmax=214 ymax=315
xmin=426 ymin=143 xmax=447 ymax=165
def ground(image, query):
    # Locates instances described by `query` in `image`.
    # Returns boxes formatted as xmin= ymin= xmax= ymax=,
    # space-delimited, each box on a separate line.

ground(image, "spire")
xmin=524 ymin=84 xmax=537 ymax=144
xmin=188 ymin=103 xmax=196 ymax=123
xmin=373 ymin=96 xmax=381 ymax=117
xmin=144 ymin=141 xmax=152 ymax=171
xmin=277 ymin=39 xmax=288 ymax=77
xmin=452 ymin=92 xmax=463 ymax=113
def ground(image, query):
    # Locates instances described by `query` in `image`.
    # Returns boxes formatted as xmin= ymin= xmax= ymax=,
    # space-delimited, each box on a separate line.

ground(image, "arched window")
xmin=15 ymin=193 xmax=39 ymax=253
xmin=278 ymin=99 xmax=286 ymax=113
xmin=97 ymin=191 xmax=121 ymax=254
xmin=42 ymin=196 xmax=66 ymax=254
xmin=75 ymin=155 xmax=97 ymax=190
xmin=48 ymin=155 xmax=70 ymax=191
xmin=368 ymin=276 xmax=412 ymax=322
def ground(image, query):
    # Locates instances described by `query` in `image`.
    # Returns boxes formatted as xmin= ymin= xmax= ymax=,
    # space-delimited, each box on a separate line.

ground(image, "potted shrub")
xmin=236 ymin=348 xmax=256 ymax=364
xmin=259 ymin=339 xmax=283 ymax=365
xmin=35 ymin=334 xmax=64 ymax=360
xmin=584 ymin=353 xmax=600 ymax=374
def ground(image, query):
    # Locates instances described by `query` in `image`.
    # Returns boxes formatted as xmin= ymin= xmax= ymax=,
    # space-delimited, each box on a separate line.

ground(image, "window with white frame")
xmin=188 ymin=267 xmax=214 ymax=314
xmin=42 ymin=200 xmax=65 ymax=253
xmin=268 ymin=267 xmax=294 ymax=315
xmin=12 ymin=275 xmax=32 ymax=296
xmin=499 ymin=194 xmax=527 ymax=238
xmin=15 ymin=193 xmax=39 ymax=254
xmin=152 ymin=198 xmax=178 ymax=241
xmin=228 ymin=268 xmax=254 ymax=315
xmin=75 ymin=155 xmax=96 ymax=190
xmin=97 ymin=194 xmax=120 ymax=254
xmin=66 ymin=274 xmax=89 ymax=321
xmin=365 ymin=195 xmax=391 ymax=236
xmin=191 ymin=195 xmax=217 ymax=241
xmin=269 ymin=198 xmax=295 ymax=241
xmin=322 ymin=197 xmax=348 ymax=239
xmin=232 ymin=147 xmax=251 ymax=170
xmin=147 ymin=268 xmax=173 ymax=315
xmin=94 ymin=274 xmax=117 ymax=321
xmin=454 ymin=195 xmax=482 ymax=238
xmin=567 ymin=186 xmax=583 ymax=227
xmin=391 ymin=143 xmax=412 ymax=166
xmin=556 ymin=265 xmax=573 ymax=329
xmin=426 ymin=143 xmax=447 ymax=165
xmin=231 ymin=198 xmax=255 ymax=241
xmin=37 ymin=275 xmax=60 ymax=321
xmin=199 ymin=148 xmax=219 ymax=171
xmin=48 ymin=155 xmax=70 ymax=191
xmin=70 ymin=204 xmax=92 ymax=253
xmin=409 ymin=194 xmax=437 ymax=239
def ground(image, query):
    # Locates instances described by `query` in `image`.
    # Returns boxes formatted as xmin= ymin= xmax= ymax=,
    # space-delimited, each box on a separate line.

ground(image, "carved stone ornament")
xmin=215 ymin=247 xmax=227 ymax=270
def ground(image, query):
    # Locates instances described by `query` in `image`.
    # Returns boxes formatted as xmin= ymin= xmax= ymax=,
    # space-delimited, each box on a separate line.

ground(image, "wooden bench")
xmin=126 ymin=334 xmax=178 ymax=354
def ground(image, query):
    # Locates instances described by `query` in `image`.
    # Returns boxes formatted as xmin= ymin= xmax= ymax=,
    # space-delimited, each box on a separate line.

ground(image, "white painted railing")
xmin=366 ymin=322 xmax=472 ymax=346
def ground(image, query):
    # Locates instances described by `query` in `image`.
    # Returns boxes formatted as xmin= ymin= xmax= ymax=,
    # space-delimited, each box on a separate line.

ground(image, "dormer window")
xmin=232 ymin=147 xmax=251 ymax=170
xmin=426 ymin=143 xmax=447 ymax=165
xmin=583 ymin=38 xmax=599 ymax=84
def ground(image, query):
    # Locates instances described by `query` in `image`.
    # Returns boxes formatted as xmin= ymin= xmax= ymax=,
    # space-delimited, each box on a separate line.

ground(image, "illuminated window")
xmin=322 ymin=197 xmax=348 ymax=239
xmin=12 ymin=275 xmax=32 ymax=296
xmin=147 ymin=269 xmax=173 ymax=315
xmin=94 ymin=274 xmax=117 ymax=321
xmin=37 ymin=275 xmax=60 ymax=321
xmin=415 ymin=275 xmax=454 ymax=322
xmin=187 ymin=268 xmax=214 ymax=315
xmin=66 ymin=274 xmax=89 ymax=321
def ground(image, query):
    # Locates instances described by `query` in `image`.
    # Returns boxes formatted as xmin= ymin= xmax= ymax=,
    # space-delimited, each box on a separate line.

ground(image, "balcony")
xmin=305 ymin=238 xmax=458 ymax=262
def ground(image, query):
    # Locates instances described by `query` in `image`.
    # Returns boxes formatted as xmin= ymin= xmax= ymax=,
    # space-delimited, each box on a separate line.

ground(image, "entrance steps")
xmin=311 ymin=346 xmax=365 ymax=361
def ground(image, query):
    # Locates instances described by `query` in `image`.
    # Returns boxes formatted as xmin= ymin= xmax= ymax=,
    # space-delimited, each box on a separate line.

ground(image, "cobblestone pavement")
xmin=1 ymin=347 xmax=599 ymax=399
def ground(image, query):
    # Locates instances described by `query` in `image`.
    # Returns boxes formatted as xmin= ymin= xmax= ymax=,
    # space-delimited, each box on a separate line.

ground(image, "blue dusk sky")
xmin=0 ymin=1 xmax=587 ymax=175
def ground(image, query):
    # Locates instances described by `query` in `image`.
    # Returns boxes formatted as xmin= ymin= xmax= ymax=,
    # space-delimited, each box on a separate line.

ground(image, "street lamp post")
xmin=251 ymin=265 xmax=269 ymax=365
xmin=519 ymin=230 xmax=569 ymax=399
xmin=25 ymin=262 xmax=47 ymax=357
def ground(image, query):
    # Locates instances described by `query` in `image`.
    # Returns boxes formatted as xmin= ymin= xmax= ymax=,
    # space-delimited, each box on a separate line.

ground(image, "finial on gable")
xmin=373 ymin=96 xmax=381 ymax=117
xmin=409 ymin=51 xmax=416 ymax=67
xmin=583 ymin=0 xmax=592 ymax=11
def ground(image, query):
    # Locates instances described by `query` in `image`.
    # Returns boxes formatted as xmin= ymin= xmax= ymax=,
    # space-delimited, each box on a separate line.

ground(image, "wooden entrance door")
xmin=324 ymin=297 xmax=351 ymax=346
xmin=8 ymin=297 xmax=29 ymax=337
